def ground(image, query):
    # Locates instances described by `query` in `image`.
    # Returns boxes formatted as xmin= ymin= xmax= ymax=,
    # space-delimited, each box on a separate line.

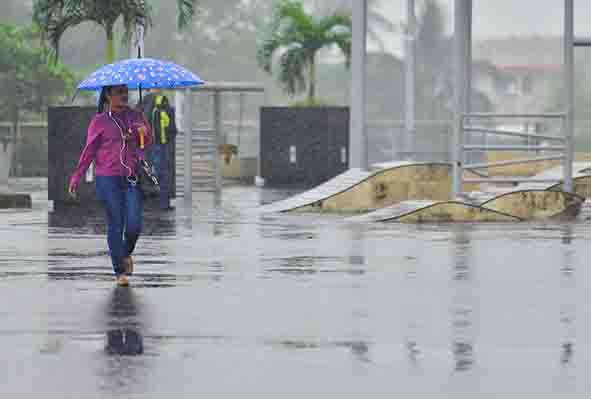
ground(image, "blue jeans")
xmin=96 ymin=176 xmax=143 ymax=275
xmin=151 ymin=144 xmax=170 ymax=209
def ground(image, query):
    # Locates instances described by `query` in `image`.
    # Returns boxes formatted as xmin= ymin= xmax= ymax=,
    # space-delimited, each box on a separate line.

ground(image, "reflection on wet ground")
xmin=2 ymin=178 xmax=591 ymax=397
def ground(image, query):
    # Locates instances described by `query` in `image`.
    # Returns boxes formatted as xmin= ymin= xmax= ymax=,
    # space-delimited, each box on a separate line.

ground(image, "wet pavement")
xmin=2 ymin=178 xmax=591 ymax=398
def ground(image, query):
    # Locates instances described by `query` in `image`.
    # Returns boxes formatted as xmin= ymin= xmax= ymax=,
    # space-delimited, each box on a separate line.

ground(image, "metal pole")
xmin=237 ymin=93 xmax=244 ymax=158
xmin=404 ymin=0 xmax=416 ymax=161
xmin=255 ymin=90 xmax=266 ymax=186
xmin=213 ymin=90 xmax=222 ymax=192
xmin=465 ymin=0 xmax=472 ymax=111
xmin=465 ymin=0 xmax=474 ymax=165
xmin=183 ymin=88 xmax=193 ymax=204
xmin=564 ymin=0 xmax=574 ymax=192
xmin=349 ymin=0 xmax=368 ymax=170
xmin=132 ymin=19 xmax=146 ymax=102
xmin=452 ymin=0 xmax=468 ymax=198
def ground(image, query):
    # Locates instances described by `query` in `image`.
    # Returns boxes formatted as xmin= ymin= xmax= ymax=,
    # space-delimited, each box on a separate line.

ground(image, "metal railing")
xmin=459 ymin=113 xmax=571 ymax=190
xmin=178 ymin=83 xmax=265 ymax=200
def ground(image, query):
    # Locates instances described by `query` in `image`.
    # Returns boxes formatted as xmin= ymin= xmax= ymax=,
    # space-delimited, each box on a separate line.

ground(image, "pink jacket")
xmin=69 ymin=108 xmax=153 ymax=189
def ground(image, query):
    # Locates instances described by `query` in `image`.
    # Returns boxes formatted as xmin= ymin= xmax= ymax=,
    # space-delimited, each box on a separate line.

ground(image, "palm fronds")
xmin=257 ymin=0 xmax=351 ymax=102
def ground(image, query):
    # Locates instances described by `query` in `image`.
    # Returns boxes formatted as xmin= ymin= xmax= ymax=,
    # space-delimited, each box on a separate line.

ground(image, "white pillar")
xmin=564 ymin=0 xmax=574 ymax=192
xmin=213 ymin=90 xmax=222 ymax=192
xmin=183 ymin=88 xmax=193 ymax=204
xmin=464 ymin=0 xmax=474 ymax=164
xmin=174 ymin=91 xmax=184 ymax=128
xmin=452 ymin=0 xmax=469 ymax=199
xmin=465 ymin=0 xmax=472 ymax=113
xmin=349 ymin=0 xmax=368 ymax=170
xmin=404 ymin=0 xmax=416 ymax=160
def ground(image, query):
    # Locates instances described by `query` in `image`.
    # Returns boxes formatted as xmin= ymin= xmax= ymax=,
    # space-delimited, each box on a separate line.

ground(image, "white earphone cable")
xmin=108 ymin=111 xmax=134 ymax=178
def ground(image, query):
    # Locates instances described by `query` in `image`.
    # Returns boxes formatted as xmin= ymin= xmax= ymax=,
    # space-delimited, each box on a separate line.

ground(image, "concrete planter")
xmin=0 ymin=141 xmax=12 ymax=187
xmin=0 ymin=141 xmax=31 ymax=208
xmin=260 ymin=106 xmax=349 ymax=188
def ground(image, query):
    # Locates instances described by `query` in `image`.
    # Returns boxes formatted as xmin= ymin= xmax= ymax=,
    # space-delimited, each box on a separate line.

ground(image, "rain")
xmin=2 ymin=1 xmax=591 ymax=398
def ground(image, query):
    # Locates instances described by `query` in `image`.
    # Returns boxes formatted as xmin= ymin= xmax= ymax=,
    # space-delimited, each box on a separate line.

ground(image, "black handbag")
xmin=138 ymin=159 xmax=160 ymax=198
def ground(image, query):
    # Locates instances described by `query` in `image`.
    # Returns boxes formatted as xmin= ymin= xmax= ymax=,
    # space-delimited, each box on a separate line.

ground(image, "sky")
xmin=374 ymin=0 xmax=591 ymax=56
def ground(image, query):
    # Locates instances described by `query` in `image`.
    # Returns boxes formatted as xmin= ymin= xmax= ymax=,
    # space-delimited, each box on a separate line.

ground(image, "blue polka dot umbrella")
xmin=77 ymin=58 xmax=204 ymax=92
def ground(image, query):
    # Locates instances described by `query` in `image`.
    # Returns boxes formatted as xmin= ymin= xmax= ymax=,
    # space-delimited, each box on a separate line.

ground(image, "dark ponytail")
xmin=97 ymin=86 xmax=111 ymax=113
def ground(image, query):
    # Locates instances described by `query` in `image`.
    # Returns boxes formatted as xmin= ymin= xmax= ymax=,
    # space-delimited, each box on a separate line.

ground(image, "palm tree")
xmin=33 ymin=0 xmax=197 ymax=64
xmin=316 ymin=0 xmax=398 ymax=53
xmin=257 ymin=0 xmax=352 ymax=105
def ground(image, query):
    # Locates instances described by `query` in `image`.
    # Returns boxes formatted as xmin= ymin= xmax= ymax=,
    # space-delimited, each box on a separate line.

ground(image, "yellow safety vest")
xmin=154 ymin=95 xmax=171 ymax=144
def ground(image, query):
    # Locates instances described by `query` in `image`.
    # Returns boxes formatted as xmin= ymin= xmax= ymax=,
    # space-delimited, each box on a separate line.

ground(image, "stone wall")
xmin=260 ymin=107 xmax=349 ymax=187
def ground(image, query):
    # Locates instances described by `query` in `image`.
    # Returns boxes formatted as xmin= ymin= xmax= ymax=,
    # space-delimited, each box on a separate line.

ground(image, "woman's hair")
xmin=97 ymin=86 xmax=112 ymax=114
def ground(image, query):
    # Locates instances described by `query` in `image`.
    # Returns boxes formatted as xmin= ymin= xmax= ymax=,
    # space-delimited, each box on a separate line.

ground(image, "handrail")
xmin=458 ymin=112 xmax=571 ymax=196
xmin=462 ymin=155 xmax=565 ymax=169
xmin=464 ymin=127 xmax=565 ymax=142
xmin=463 ymin=145 xmax=564 ymax=151
xmin=463 ymin=113 xmax=566 ymax=119
xmin=464 ymin=177 xmax=563 ymax=184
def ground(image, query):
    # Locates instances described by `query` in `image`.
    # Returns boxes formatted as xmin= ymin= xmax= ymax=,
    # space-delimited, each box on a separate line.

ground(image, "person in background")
xmin=68 ymin=84 xmax=153 ymax=286
xmin=143 ymin=88 xmax=177 ymax=210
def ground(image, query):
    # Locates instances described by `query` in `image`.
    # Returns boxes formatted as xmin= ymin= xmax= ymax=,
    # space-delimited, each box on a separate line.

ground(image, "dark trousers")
xmin=151 ymin=143 xmax=170 ymax=209
xmin=96 ymin=176 xmax=143 ymax=275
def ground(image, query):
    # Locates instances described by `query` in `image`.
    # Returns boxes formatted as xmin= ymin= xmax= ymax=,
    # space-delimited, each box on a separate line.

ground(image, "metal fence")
xmin=368 ymin=117 xmax=591 ymax=165
xmin=460 ymin=113 xmax=569 ymax=187
xmin=185 ymin=90 xmax=264 ymax=161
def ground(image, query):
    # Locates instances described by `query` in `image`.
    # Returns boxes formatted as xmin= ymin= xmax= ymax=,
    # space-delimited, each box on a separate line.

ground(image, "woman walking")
xmin=68 ymin=84 xmax=153 ymax=286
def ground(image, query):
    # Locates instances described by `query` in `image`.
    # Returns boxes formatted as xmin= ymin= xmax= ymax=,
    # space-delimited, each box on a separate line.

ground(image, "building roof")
xmin=474 ymin=36 xmax=562 ymax=69
xmin=495 ymin=64 xmax=562 ymax=73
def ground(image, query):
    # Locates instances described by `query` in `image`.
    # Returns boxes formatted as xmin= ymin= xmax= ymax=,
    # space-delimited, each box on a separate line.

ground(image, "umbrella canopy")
xmin=77 ymin=58 xmax=204 ymax=91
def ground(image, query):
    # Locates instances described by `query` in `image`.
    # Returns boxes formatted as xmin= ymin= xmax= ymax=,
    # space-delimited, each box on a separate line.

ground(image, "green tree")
xmin=257 ymin=0 xmax=352 ymax=105
xmin=316 ymin=0 xmax=397 ymax=52
xmin=32 ymin=0 xmax=197 ymax=64
xmin=0 ymin=23 xmax=75 ymax=144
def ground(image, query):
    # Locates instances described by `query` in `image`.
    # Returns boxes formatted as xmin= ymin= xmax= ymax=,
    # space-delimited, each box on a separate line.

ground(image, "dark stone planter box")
xmin=0 ymin=193 xmax=31 ymax=209
xmin=48 ymin=106 xmax=176 ymax=208
xmin=260 ymin=107 xmax=349 ymax=188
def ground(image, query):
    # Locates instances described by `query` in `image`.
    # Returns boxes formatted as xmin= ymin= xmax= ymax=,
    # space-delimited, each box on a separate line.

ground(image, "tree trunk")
xmin=48 ymin=43 xmax=60 ymax=66
xmin=53 ymin=41 xmax=61 ymax=66
xmin=106 ymin=27 xmax=115 ymax=64
xmin=308 ymin=54 xmax=316 ymax=105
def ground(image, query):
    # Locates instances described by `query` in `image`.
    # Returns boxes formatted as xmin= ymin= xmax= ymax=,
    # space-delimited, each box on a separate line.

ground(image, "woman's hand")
xmin=135 ymin=122 xmax=148 ymax=149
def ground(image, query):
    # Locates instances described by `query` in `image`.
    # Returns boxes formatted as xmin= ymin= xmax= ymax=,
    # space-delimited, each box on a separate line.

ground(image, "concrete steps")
xmin=175 ymin=130 xmax=218 ymax=195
